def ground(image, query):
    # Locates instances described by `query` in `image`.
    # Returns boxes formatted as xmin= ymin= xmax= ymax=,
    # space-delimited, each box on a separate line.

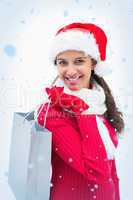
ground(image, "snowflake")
xmin=59 ymin=175 xmax=62 ymax=179
xmin=90 ymin=188 xmax=95 ymax=192
xmin=4 ymin=44 xmax=16 ymax=57
xmin=55 ymin=147 xmax=58 ymax=151
xmin=89 ymin=169 xmax=93 ymax=173
xmin=110 ymin=118 xmax=114 ymax=122
xmin=109 ymin=178 xmax=112 ymax=182
xmin=50 ymin=182 xmax=53 ymax=187
xmin=68 ymin=158 xmax=73 ymax=162
xmin=94 ymin=184 xmax=98 ymax=189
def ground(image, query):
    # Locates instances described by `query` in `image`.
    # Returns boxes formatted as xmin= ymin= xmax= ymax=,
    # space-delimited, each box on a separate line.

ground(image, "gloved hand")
xmin=45 ymin=86 xmax=89 ymax=114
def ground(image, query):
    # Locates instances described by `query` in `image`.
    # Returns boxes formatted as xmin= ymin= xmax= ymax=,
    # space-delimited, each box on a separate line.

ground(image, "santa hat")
xmin=50 ymin=22 xmax=112 ymax=77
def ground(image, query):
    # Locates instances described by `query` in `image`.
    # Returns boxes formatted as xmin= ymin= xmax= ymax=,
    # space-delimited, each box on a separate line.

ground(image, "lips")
xmin=64 ymin=75 xmax=83 ymax=84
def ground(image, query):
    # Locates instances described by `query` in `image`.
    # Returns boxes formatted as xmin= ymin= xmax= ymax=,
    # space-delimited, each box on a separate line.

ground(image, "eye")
xmin=57 ymin=60 xmax=67 ymax=66
xmin=75 ymin=59 xmax=85 ymax=64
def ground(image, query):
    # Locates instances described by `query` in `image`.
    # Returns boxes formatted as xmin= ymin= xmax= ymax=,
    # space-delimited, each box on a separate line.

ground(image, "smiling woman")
xmin=36 ymin=22 xmax=125 ymax=200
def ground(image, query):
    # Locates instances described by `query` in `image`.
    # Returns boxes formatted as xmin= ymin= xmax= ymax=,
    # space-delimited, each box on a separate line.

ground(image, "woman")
xmin=36 ymin=22 xmax=124 ymax=200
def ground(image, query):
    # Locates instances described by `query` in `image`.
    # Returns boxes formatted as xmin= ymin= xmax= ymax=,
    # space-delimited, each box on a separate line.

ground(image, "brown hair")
xmin=91 ymin=59 xmax=125 ymax=134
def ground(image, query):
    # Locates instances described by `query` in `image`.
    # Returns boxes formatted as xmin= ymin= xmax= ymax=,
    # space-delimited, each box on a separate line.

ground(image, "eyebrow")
xmin=56 ymin=57 xmax=87 ymax=61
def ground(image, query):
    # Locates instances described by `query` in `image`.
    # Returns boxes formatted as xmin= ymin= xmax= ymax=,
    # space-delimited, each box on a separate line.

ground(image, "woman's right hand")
xmin=45 ymin=86 xmax=89 ymax=114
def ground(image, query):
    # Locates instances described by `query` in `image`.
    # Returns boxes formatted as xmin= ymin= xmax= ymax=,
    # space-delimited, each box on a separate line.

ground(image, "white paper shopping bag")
xmin=8 ymin=112 xmax=52 ymax=200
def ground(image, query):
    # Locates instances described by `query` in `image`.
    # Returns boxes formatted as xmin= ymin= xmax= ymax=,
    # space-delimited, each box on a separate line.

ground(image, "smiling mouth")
xmin=64 ymin=75 xmax=83 ymax=81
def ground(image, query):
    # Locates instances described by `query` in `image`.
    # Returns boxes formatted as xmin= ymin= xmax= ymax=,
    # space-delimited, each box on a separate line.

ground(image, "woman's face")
xmin=56 ymin=50 xmax=95 ymax=91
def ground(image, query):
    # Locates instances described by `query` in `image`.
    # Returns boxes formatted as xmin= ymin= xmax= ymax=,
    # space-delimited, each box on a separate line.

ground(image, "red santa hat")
xmin=50 ymin=22 xmax=112 ymax=77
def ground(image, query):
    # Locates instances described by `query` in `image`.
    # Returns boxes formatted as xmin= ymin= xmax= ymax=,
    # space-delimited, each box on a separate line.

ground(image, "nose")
xmin=65 ymin=64 xmax=78 ymax=78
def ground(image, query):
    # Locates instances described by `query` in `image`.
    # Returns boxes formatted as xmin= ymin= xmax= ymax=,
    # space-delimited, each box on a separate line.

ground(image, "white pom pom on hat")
xmin=49 ymin=22 xmax=112 ymax=77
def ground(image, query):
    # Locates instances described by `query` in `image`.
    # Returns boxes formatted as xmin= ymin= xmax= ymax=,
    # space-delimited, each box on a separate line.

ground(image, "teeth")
xmin=69 ymin=77 xmax=79 ymax=80
xmin=65 ymin=76 xmax=81 ymax=80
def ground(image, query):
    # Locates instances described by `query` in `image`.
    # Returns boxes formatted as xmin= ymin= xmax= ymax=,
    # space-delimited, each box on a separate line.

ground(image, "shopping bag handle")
xmin=23 ymin=75 xmax=59 ymax=128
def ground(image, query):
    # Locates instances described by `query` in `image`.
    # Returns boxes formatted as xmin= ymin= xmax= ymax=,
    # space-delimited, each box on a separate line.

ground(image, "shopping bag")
xmin=8 ymin=112 xmax=52 ymax=200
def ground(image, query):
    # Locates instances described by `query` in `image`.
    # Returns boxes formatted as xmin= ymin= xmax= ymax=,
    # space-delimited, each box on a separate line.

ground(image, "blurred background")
xmin=0 ymin=0 xmax=133 ymax=199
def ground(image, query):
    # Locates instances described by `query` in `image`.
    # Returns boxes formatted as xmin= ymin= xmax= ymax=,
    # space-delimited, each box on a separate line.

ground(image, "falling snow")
xmin=110 ymin=118 xmax=114 ymax=122
xmin=68 ymin=158 xmax=73 ymax=162
xmin=55 ymin=147 xmax=58 ymax=151
xmin=90 ymin=188 xmax=95 ymax=192
xmin=94 ymin=184 xmax=99 ymax=189
xmin=50 ymin=182 xmax=53 ymax=187
xmin=3 ymin=44 xmax=16 ymax=57
xmin=59 ymin=175 xmax=62 ymax=179
xmin=109 ymin=178 xmax=112 ymax=182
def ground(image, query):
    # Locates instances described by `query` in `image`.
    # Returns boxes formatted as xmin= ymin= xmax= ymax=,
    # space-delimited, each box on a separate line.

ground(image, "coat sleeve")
xmin=37 ymin=103 xmax=111 ymax=183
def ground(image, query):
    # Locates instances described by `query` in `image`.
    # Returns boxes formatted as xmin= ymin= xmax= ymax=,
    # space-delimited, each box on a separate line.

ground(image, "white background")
xmin=0 ymin=0 xmax=133 ymax=199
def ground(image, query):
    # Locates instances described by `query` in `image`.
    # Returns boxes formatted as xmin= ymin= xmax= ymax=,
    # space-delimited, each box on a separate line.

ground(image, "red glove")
xmin=45 ymin=86 xmax=89 ymax=114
